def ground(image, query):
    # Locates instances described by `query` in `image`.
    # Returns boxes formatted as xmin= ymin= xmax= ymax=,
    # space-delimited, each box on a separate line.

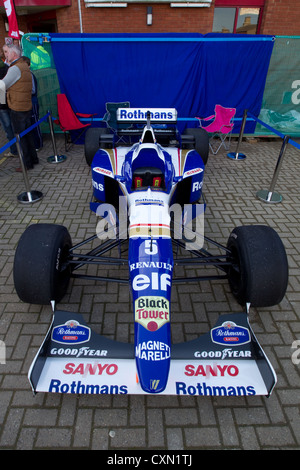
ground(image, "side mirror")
xmin=115 ymin=175 xmax=126 ymax=183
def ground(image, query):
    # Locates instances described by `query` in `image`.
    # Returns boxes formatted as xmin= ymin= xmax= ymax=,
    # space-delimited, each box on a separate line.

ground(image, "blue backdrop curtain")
xmin=49 ymin=33 xmax=274 ymax=133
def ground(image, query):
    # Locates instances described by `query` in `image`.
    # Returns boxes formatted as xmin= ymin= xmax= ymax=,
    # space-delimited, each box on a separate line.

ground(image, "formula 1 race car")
xmin=13 ymin=108 xmax=288 ymax=397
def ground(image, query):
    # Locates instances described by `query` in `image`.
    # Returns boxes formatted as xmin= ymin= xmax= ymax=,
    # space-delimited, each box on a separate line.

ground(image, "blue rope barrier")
xmin=3 ymin=110 xmax=298 ymax=156
xmin=0 ymin=111 xmax=50 ymax=155
xmin=248 ymin=111 xmax=300 ymax=151
xmin=248 ymin=112 xmax=286 ymax=139
xmin=288 ymin=138 xmax=300 ymax=151
xmin=78 ymin=116 xmax=255 ymax=123
xmin=0 ymin=137 xmax=16 ymax=154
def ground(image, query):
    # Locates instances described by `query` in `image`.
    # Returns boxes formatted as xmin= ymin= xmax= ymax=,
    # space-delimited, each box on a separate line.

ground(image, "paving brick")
xmin=109 ymin=428 xmax=146 ymax=449
xmin=184 ymin=427 xmax=222 ymax=448
xmin=23 ymin=408 xmax=58 ymax=427
xmin=16 ymin=427 xmax=37 ymax=450
xmin=0 ymin=408 xmax=24 ymax=447
xmin=35 ymin=428 xmax=72 ymax=449
xmin=94 ymin=408 xmax=128 ymax=427
xmin=91 ymin=428 xmax=109 ymax=450
xmin=256 ymin=425 xmax=296 ymax=448
xmin=73 ymin=408 xmax=93 ymax=447
xmin=239 ymin=426 xmax=260 ymax=450
xmin=164 ymin=408 xmax=199 ymax=426
xmin=217 ymin=408 xmax=240 ymax=447
xmin=166 ymin=428 xmax=184 ymax=450
xmin=147 ymin=408 xmax=165 ymax=448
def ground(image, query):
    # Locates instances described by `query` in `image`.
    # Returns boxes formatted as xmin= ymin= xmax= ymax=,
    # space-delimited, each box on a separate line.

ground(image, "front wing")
xmin=29 ymin=310 xmax=276 ymax=397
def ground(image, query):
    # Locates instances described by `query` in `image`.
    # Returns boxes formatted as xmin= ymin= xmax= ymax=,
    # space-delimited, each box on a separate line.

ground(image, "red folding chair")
xmin=196 ymin=105 xmax=236 ymax=155
xmin=56 ymin=94 xmax=95 ymax=151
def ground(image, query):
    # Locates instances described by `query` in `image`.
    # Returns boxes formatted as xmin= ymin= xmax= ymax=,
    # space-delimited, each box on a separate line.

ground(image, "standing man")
xmin=0 ymin=52 xmax=17 ymax=157
xmin=0 ymin=45 xmax=38 ymax=171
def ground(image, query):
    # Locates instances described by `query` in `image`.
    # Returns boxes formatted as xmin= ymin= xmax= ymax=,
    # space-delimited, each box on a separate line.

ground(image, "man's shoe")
xmin=15 ymin=166 xmax=33 ymax=172
xmin=4 ymin=151 xmax=18 ymax=157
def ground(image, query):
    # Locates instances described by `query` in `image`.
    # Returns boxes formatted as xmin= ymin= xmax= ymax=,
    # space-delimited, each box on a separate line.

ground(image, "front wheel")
xmin=14 ymin=224 xmax=72 ymax=305
xmin=227 ymin=225 xmax=288 ymax=308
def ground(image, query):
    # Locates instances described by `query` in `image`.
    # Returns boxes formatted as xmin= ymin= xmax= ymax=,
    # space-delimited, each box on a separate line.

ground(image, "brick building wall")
xmin=0 ymin=15 xmax=27 ymax=51
xmin=0 ymin=22 xmax=7 ymax=49
xmin=56 ymin=1 xmax=215 ymax=34
xmin=54 ymin=0 xmax=300 ymax=36
xmin=261 ymin=0 xmax=300 ymax=36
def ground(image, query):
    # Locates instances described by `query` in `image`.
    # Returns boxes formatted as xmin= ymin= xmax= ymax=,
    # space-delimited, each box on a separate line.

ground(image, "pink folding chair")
xmin=196 ymin=105 xmax=236 ymax=155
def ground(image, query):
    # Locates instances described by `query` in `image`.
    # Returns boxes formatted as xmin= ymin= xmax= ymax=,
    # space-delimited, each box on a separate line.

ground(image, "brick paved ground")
xmin=0 ymin=128 xmax=299 ymax=450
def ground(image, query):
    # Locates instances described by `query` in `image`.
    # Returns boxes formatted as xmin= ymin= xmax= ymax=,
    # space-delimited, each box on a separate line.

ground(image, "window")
xmin=213 ymin=1 xmax=264 ymax=34
xmin=213 ymin=7 xmax=236 ymax=33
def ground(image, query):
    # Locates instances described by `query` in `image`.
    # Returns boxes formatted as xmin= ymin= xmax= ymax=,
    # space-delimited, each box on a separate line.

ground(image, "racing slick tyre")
xmin=226 ymin=225 xmax=288 ymax=308
xmin=182 ymin=128 xmax=209 ymax=165
xmin=14 ymin=224 xmax=72 ymax=305
xmin=84 ymin=128 xmax=110 ymax=166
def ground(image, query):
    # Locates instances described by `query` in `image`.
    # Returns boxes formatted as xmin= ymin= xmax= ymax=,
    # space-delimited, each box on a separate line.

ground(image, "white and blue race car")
xmin=13 ymin=108 xmax=288 ymax=396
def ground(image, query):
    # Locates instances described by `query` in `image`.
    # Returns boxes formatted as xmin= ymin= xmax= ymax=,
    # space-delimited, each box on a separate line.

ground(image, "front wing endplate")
xmin=29 ymin=310 xmax=276 ymax=397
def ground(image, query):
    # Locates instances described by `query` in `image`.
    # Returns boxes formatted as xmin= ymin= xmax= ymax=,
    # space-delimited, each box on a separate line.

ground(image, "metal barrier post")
xmin=15 ymin=134 xmax=43 ymax=204
xmin=256 ymin=135 xmax=290 ymax=204
xmin=47 ymin=110 xmax=67 ymax=164
xmin=227 ymin=109 xmax=248 ymax=160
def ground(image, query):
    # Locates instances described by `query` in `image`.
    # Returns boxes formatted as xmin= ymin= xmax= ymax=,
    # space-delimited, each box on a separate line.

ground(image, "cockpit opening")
xmin=132 ymin=166 xmax=165 ymax=190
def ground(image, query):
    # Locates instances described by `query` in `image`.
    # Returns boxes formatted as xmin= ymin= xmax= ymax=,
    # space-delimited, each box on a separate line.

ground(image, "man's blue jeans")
xmin=0 ymin=108 xmax=17 ymax=154
xmin=10 ymin=109 xmax=38 ymax=169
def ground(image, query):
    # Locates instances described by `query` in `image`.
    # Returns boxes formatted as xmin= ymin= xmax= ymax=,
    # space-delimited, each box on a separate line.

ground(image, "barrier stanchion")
xmin=47 ymin=110 xmax=67 ymax=164
xmin=15 ymin=134 xmax=43 ymax=204
xmin=227 ymin=109 xmax=248 ymax=160
xmin=256 ymin=135 xmax=290 ymax=204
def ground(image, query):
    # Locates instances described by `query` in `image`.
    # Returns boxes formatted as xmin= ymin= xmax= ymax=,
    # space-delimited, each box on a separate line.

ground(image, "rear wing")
xmin=117 ymin=108 xmax=178 ymax=124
